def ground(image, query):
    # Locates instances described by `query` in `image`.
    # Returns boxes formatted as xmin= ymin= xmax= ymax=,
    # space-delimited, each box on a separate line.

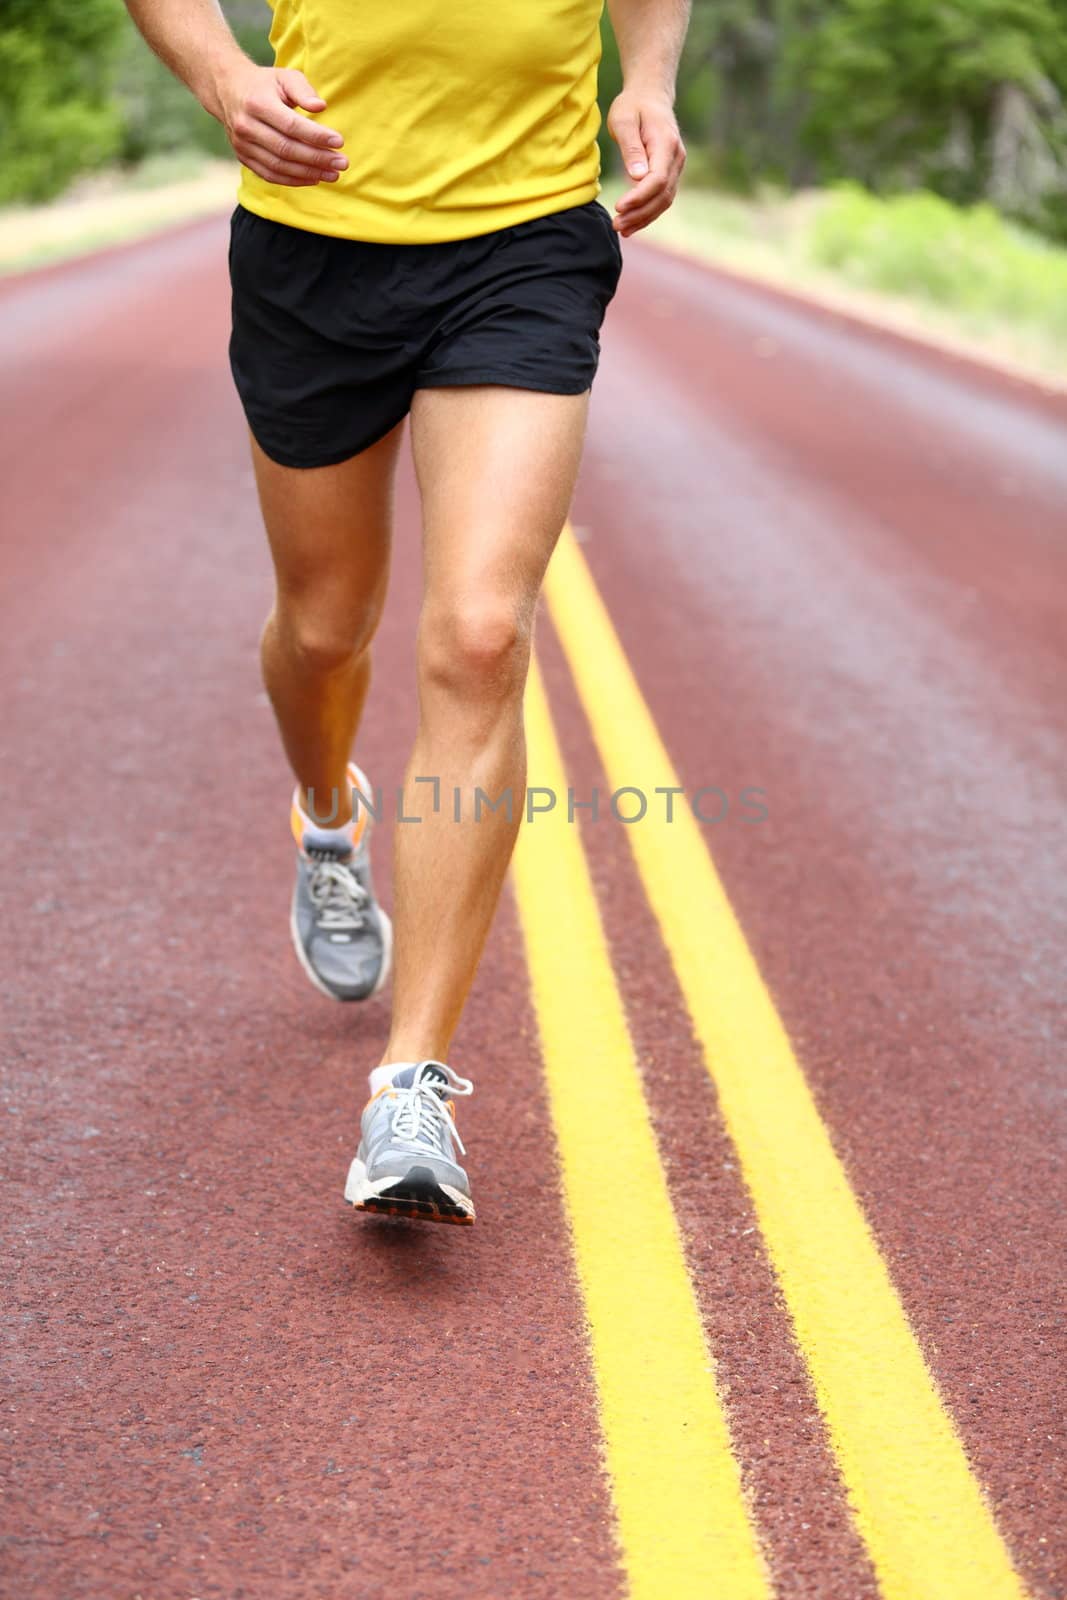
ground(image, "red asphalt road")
xmin=1 ymin=216 xmax=1064 ymax=1600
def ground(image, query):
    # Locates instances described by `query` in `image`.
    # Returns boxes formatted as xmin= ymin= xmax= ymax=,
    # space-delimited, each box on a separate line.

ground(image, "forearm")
xmin=127 ymin=0 xmax=345 ymax=187
xmin=123 ymin=0 xmax=250 ymax=121
xmin=606 ymin=0 xmax=691 ymax=102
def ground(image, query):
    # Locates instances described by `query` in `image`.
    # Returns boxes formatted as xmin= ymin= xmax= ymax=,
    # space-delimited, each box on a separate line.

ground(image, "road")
xmin=1 ymin=214 xmax=1064 ymax=1600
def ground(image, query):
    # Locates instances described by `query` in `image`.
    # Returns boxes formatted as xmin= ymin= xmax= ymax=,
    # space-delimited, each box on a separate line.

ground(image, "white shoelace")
xmin=308 ymin=859 xmax=368 ymax=932
xmin=391 ymin=1065 xmax=474 ymax=1158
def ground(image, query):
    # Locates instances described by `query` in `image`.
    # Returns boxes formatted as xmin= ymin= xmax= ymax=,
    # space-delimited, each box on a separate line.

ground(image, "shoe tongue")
xmin=302 ymin=827 xmax=353 ymax=863
xmin=391 ymin=1061 xmax=450 ymax=1094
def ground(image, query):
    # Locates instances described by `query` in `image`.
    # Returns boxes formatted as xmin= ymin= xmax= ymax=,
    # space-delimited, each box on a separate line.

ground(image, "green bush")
xmin=808 ymin=183 xmax=1067 ymax=340
xmin=0 ymin=1 xmax=273 ymax=203
xmin=0 ymin=1 xmax=125 ymax=203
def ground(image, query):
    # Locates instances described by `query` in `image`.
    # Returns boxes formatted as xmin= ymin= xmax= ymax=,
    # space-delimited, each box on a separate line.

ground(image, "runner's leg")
xmin=380 ymin=384 xmax=590 ymax=1064
xmin=252 ymin=423 xmax=404 ymax=826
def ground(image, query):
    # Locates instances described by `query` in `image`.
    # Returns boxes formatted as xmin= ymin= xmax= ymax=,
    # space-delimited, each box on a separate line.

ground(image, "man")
xmin=124 ymin=0 xmax=689 ymax=1225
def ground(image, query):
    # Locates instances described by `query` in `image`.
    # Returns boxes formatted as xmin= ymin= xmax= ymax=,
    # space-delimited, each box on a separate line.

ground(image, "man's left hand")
xmin=606 ymin=90 xmax=686 ymax=236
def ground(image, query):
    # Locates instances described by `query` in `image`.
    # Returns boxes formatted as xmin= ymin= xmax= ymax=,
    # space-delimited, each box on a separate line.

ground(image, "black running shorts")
xmin=227 ymin=198 xmax=624 ymax=470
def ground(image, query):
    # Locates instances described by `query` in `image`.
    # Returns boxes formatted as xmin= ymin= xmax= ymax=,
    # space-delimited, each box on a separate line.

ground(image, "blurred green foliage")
xmin=808 ymin=182 xmax=1067 ymax=339
xmin=0 ymin=0 xmax=125 ymax=203
xmin=0 ymin=1 xmax=272 ymax=202
xmin=661 ymin=0 xmax=1067 ymax=237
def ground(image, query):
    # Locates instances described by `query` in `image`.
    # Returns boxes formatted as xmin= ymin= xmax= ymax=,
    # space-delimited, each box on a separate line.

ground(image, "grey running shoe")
xmin=344 ymin=1061 xmax=475 ymax=1225
xmin=290 ymin=783 xmax=392 ymax=1002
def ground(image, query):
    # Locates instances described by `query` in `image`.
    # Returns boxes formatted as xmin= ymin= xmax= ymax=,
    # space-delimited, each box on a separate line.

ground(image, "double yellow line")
xmin=511 ymin=523 xmax=1027 ymax=1600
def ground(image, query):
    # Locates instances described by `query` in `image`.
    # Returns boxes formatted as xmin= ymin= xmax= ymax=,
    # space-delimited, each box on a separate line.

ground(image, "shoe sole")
xmin=344 ymin=1159 xmax=475 ymax=1226
xmin=289 ymin=898 xmax=394 ymax=1003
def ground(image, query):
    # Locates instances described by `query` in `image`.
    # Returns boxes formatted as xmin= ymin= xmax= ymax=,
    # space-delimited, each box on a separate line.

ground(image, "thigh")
xmin=409 ymin=385 xmax=590 ymax=619
xmin=251 ymin=422 xmax=403 ymax=625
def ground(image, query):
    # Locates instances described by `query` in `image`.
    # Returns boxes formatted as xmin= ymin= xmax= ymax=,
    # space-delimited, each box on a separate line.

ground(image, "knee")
xmin=271 ymin=594 xmax=380 ymax=675
xmin=419 ymin=599 xmax=530 ymax=701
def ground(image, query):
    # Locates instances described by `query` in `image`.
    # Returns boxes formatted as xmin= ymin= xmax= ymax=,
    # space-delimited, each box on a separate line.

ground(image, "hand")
xmin=215 ymin=63 xmax=347 ymax=187
xmin=606 ymin=90 xmax=686 ymax=236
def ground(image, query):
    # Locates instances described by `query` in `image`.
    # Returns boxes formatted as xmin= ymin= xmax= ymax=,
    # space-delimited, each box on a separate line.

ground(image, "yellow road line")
xmin=542 ymin=521 xmax=1028 ymax=1600
xmin=512 ymin=654 xmax=770 ymax=1600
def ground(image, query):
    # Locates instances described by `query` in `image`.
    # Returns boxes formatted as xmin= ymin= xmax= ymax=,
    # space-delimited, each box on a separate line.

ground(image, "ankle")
xmin=369 ymin=1060 xmax=415 ymax=1095
xmin=300 ymin=781 xmax=354 ymax=829
xmin=380 ymin=1042 xmax=449 ymax=1070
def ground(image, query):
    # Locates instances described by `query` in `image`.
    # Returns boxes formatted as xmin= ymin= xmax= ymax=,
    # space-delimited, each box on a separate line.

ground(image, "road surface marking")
xmin=542 ymin=520 xmax=1028 ymax=1600
xmin=512 ymin=653 xmax=770 ymax=1600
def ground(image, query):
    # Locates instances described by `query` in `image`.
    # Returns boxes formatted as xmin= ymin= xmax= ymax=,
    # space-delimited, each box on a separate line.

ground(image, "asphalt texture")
xmin=1 ymin=214 xmax=1064 ymax=1600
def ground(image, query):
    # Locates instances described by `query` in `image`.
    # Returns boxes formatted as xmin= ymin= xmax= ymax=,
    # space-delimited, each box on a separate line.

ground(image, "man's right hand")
xmin=215 ymin=63 xmax=347 ymax=187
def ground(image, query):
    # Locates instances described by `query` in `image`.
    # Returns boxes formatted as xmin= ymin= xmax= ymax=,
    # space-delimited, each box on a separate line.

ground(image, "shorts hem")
xmin=415 ymin=368 xmax=594 ymax=397
xmin=243 ymin=411 xmax=409 ymax=470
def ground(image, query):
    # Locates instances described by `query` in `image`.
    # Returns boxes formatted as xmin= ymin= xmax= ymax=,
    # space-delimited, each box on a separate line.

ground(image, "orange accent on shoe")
xmin=346 ymin=762 xmax=371 ymax=849
xmin=290 ymin=765 xmax=371 ymax=852
xmin=290 ymin=796 xmax=307 ymax=849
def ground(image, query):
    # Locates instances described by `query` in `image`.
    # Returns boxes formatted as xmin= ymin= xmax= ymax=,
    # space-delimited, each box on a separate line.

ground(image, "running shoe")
xmin=290 ymin=762 xmax=392 ymax=1001
xmin=344 ymin=1060 xmax=475 ymax=1225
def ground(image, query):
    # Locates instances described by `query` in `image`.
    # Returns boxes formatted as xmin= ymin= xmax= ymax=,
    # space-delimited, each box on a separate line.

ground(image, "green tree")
xmin=669 ymin=0 xmax=1067 ymax=232
xmin=792 ymin=0 xmax=1067 ymax=223
xmin=0 ymin=0 xmax=126 ymax=203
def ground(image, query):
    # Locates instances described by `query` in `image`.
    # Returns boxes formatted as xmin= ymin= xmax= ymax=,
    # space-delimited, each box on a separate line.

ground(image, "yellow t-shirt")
xmin=236 ymin=1 xmax=606 ymax=244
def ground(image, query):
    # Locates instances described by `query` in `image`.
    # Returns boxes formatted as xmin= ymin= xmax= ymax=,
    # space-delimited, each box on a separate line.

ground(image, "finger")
xmin=615 ymin=196 xmax=674 ymax=236
xmin=277 ymin=68 xmax=327 ymax=112
xmin=617 ymin=209 xmax=668 ymax=236
xmin=609 ymin=109 xmax=649 ymax=181
xmin=238 ymin=139 xmax=341 ymax=185
xmin=622 ymin=188 xmax=675 ymax=224
xmin=240 ymin=111 xmax=348 ymax=169
xmin=255 ymin=91 xmax=345 ymax=151
xmin=237 ymin=155 xmax=323 ymax=188
xmin=616 ymin=116 xmax=681 ymax=209
xmin=614 ymin=172 xmax=670 ymax=214
xmin=645 ymin=121 xmax=686 ymax=187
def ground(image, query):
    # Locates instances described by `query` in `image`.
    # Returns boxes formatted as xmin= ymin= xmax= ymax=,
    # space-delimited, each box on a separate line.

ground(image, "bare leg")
xmin=381 ymin=385 xmax=590 ymax=1064
xmin=252 ymin=425 xmax=404 ymax=825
